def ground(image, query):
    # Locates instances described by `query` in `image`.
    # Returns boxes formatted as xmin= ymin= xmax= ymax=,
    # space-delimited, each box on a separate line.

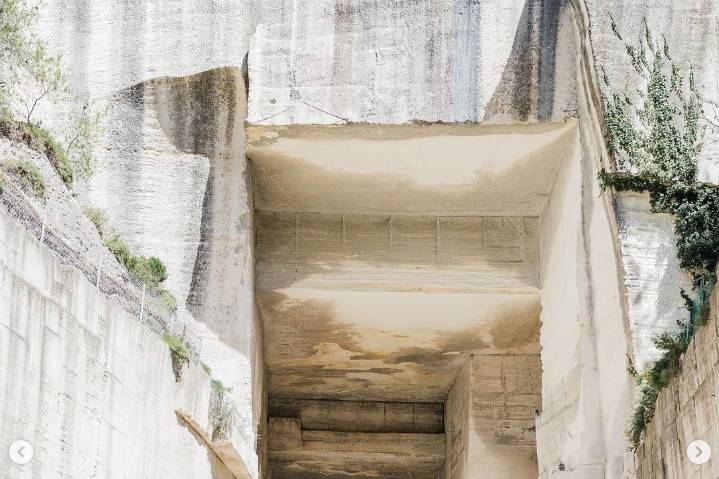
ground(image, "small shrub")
xmin=84 ymin=206 xmax=108 ymax=237
xmin=159 ymin=288 xmax=177 ymax=313
xmin=23 ymin=122 xmax=74 ymax=186
xmin=142 ymin=257 xmax=168 ymax=285
xmin=163 ymin=332 xmax=190 ymax=382
xmin=201 ymin=362 xmax=212 ymax=375
xmin=104 ymin=232 xmax=169 ymax=287
xmin=1 ymin=159 xmax=46 ymax=198
xmin=104 ymin=232 xmax=133 ymax=267
xmin=211 ymin=379 xmax=232 ymax=395
xmin=0 ymin=118 xmax=74 ymax=187
xmin=209 ymin=379 xmax=234 ymax=441
xmin=163 ymin=332 xmax=190 ymax=361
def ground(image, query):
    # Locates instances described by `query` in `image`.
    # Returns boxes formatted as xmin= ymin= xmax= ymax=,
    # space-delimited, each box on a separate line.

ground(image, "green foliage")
xmin=163 ymin=333 xmax=190 ymax=362
xmin=65 ymin=101 xmax=106 ymax=181
xmin=159 ymin=288 xmax=177 ymax=313
xmin=1 ymin=159 xmax=45 ymax=198
xmin=1 ymin=0 xmax=102 ymax=183
xmin=104 ymin=232 xmax=169 ymax=287
xmin=164 ymin=332 xmax=191 ymax=382
xmin=0 ymin=0 xmax=67 ymax=122
xmin=603 ymin=20 xmax=702 ymax=183
xmin=601 ymin=174 xmax=719 ymax=285
xmin=201 ymin=362 xmax=212 ymax=375
xmin=84 ymin=206 xmax=108 ymax=237
xmin=22 ymin=122 xmax=74 ymax=186
xmin=601 ymin=20 xmax=719 ymax=449
xmin=93 ymin=213 xmax=176 ymax=313
xmin=209 ymin=378 xmax=234 ymax=441
xmin=211 ymin=379 xmax=233 ymax=395
xmin=0 ymin=117 xmax=74 ymax=186
xmin=626 ymin=278 xmax=713 ymax=447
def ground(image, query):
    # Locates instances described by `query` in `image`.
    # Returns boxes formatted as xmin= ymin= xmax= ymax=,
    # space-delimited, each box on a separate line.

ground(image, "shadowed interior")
xmin=249 ymin=121 xmax=576 ymax=477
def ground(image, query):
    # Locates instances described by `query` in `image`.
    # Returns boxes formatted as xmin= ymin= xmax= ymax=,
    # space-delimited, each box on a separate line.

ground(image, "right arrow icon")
xmin=688 ymin=440 xmax=712 ymax=465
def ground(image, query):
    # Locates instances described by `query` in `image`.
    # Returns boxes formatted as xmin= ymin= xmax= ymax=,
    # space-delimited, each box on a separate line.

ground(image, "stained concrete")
xmin=247 ymin=122 xmax=578 ymax=216
xmin=0 ymin=211 xmax=236 ymax=479
xmin=19 ymin=0 xmax=719 ymax=477
xmin=444 ymin=355 xmax=542 ymax=478
xmin=250 ymin=123 xmax=572 ymax=404
xmin=268 ymin=417 xmax=446 ymax=479
xmin=634 ymin=284 xmax=719 ymax=478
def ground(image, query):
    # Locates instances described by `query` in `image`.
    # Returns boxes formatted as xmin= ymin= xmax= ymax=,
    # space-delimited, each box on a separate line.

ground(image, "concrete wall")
xmin=445 ymin=361 xmax=470 ymax=479
xmin=536 ymin=35 xmax=635 ymax=475
xmin=19 ymin=1 xmax=719 ymax=477
xmin=73 ymin=66 xmax=262 ymax=476
xmin=443 ymin=355 xmax=541 ymax=478
xmin=0 ymin=210 xmax=235 ymax=479
xmin=634 ymin=286 xmax=719 ymax=478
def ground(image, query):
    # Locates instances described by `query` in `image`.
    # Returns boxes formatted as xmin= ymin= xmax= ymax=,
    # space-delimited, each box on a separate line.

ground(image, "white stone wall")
xmin=445 ymin=361 xmax=470 ymax=479
xmin=536 ymin=54 xmax=635 ymax=476
xmin=247 ymin=0 xmax=576 ymax=124
xmin=616 ymin=193 xmax=694 ymax=368
xmin=634 ymin=286 xmax=719 ymax=479
xmin=0 ymin=210 xmax=234 ymax=479
xmin=19 ymin=2 xmax=719 ymax=478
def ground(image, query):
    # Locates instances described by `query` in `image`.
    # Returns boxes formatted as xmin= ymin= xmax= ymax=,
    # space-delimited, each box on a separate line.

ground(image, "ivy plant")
xmin=600 ymin=18 xmax=719 ymax=448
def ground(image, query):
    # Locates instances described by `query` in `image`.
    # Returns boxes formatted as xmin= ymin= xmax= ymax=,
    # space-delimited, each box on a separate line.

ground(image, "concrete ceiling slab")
xmin=258 ymin=289 xmax=540 ymax=402
xmin=247 ymin=120 xmax=578 ymax=216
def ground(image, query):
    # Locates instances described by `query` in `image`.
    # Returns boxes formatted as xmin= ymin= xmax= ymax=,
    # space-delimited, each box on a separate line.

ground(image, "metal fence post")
xmin=95 ymin=250 xmax=102 ymax=288
xmin=139 ymin=284 xmax=147 ymax=323
xmin=40 ymin=202 xmax=48 ymax=243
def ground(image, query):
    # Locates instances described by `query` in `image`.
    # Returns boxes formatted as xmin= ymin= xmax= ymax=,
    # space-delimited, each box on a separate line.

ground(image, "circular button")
xmin=687 ymin=440 xmax=711 ymax=465
xmin=9 ymin=439 xmax=34 ymax=465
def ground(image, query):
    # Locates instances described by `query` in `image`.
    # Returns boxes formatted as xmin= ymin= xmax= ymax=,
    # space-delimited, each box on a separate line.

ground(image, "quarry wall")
xmin=12 ymin=0 xmax=719 ymax=477
xmin=0 ymin=210 xmax=242 ymax=479
xmin=634 ymin=285 xmax=719 ymax=479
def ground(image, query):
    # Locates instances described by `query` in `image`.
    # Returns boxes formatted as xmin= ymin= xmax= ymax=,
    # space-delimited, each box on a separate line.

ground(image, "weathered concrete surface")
xmin=248 ymin=122 xmax=577 ymax=216
xmin=82 ymin=67 xmax=262 ymax=477
xmin=616 ymin=193 xmax=694 ymax=368
xmin=267 ymin=399 xmax=444 ymax=477
xmin=634 ymin=284 xmax=719 ymax=479
xmin=268 ymin=417 xmax=445 ymax=479
xmin=0 ymin=210 xmax=236 ymax=479
xmin=247 ymin=0 xmax=577 ymax=124
xmin=535 ymin=35 xmax=635 ymax=476
xmin=268 ymin=398 xmax=443 ymax=434
xmin=20 ymin=0 xmax=719 ymax=477
xmin=444 ymin=355 xmax=542 ymax=478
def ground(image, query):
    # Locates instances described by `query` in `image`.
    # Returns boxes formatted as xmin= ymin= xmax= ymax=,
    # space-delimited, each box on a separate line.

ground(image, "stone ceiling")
xmin=249 ymin=121 xmax=577 ymax=402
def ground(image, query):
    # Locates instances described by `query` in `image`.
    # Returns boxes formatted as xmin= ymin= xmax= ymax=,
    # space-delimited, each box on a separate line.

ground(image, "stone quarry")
xmin=2 ymin=0 xmax=719 ymax=478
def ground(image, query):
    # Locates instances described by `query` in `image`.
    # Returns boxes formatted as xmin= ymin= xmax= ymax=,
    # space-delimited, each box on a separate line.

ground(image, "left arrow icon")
xmin=9 ymin=440 xmax=33 ymax=465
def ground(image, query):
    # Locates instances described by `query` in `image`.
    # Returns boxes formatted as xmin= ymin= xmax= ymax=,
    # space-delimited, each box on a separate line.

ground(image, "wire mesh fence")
xmin=683 ymin=277 xmax=716 ymax=343
xmin=0 ymin=173 xmax=201 ymax=361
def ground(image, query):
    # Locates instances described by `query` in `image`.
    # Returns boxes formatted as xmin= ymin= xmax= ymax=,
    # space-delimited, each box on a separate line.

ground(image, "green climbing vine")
xmin=600 ymin=18 xmax=719 ymax=449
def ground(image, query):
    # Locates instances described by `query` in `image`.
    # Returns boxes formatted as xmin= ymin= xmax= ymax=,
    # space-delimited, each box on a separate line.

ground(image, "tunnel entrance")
xmin=249 ymin=121 xmax=578 ymax=478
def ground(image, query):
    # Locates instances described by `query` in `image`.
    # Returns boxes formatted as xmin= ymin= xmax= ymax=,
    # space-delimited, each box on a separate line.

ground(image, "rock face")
xmin=0 ymin=0 xmax=713 ymax=478
xmin=634 ymin=283 xmax=719 ymax=479
xmin=0 ymin=211 xmax=236 ymax=479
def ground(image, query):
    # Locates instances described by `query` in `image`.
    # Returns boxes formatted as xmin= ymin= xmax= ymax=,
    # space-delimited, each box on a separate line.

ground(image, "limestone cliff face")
xmin=0 ymin=211 xmax=236 ymax=479
xmin=0 ymin=1 xmax=713 ymax=478
xmin=634 ymin=282 xmax=719 ymax=479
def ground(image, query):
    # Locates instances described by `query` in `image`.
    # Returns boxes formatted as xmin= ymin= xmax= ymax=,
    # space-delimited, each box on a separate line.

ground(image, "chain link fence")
xmin=0 ymin=173 xmax=201 ymax=361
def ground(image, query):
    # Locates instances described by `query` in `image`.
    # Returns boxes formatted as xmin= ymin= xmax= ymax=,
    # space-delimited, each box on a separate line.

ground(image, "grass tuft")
xmin=1 ymin=159 xmax=46 ymax=198
xmin=0 ymin=118 xmax=74 ymax=187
